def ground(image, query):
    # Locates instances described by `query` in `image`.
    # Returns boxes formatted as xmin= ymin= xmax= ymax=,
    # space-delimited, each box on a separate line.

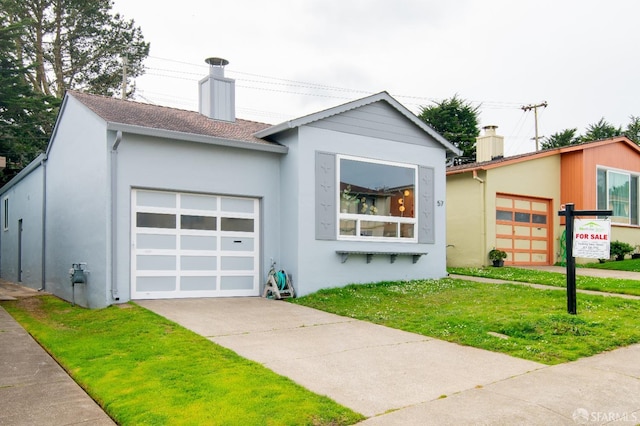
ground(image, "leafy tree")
xmin=579 ymin=118 xmax=622 ymax=142
xmin=2 ymin=0 xmax=150 ymax=98
xmin=0 ymin=16 xmax=60 ymax=184
xmin=540 ymin=128 xmax=579 ymax=150
xmin=623 ymin=115 xmax=640 ymax=144
xmin=418 ymin=95 xmax=480 ymax=159
xmin=0 ymin=0 xmax=148 ymax=184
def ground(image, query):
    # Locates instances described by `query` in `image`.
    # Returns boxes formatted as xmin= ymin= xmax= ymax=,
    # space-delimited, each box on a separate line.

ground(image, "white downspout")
xmin=40 ymin=156 xmax=47 ymax=291
xmin=472 ymin=170 xmax=488 ymax=264
xmin=110 ymin=131 xmax=122 ymax=301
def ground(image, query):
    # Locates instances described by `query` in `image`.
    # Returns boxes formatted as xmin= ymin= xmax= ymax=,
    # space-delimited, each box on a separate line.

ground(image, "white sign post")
xmin=573 ymin=219 xmax=611 ymax=259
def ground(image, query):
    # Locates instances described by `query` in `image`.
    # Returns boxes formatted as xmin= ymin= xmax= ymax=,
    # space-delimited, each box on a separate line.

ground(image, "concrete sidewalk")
xmin=137 ymin=298 xmax=640 ymax=424
xmin=0 ymin=305 xmax=116 ymax=426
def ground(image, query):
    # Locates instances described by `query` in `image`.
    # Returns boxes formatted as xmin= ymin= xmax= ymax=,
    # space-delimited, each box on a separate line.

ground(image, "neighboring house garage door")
xmin=495 ymin=194 xmax=551 ymax=265
xmin=131 ymin=189 xmax=259 ymax=299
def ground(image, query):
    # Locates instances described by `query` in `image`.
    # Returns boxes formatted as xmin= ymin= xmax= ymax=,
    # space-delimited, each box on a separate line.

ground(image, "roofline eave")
xmin=106 ymin=123 xmax=289 ymax=154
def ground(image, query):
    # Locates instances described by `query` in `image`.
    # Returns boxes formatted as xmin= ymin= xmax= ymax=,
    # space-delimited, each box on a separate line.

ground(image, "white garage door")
xmin=131 ymin=189 xmax=259 ymax=299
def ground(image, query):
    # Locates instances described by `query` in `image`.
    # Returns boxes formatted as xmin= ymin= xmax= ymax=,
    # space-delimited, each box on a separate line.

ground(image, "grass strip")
xmin=448 ymin=266 xmax=640 ymax=296
xmin=292 ymin=278 xmax=640 ymax=365
xmin=2 ymin=296 xmax=364 ymax=426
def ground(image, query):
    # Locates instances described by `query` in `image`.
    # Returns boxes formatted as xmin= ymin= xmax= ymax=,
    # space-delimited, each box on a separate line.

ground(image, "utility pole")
xmin=521 ymin=101 xmax=547 ymax=151
xmin=121 ymin=56 xmax=128 ymax=100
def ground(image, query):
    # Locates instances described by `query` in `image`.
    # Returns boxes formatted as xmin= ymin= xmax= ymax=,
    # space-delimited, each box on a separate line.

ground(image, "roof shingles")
xmin=68 ymin=90 xmax=277 ymax=146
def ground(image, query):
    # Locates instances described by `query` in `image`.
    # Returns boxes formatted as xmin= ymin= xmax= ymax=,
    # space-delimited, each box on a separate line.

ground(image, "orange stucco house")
xmin=446 ymin=128 xmax=640 ymax=267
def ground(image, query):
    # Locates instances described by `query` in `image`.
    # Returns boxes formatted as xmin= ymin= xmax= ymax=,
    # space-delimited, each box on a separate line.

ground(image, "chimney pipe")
xmin=199 ymin=57 xmax=235 ymax=122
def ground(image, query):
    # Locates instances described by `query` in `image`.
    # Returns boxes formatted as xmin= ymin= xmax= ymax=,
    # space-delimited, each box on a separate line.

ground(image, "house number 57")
xmin=437 ymin=200 xmax=444 ymax=206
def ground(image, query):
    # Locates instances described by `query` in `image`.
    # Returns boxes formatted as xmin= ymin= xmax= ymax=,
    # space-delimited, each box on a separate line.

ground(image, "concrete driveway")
xmin=136 ymin=297 xmax=639 ymax=424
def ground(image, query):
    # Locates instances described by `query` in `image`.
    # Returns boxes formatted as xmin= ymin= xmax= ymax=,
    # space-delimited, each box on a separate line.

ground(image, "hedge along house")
xmin=446 ymin=126 xmax=640 ymax=267
xmin=0 ymin=58 xmax=460 ymax=308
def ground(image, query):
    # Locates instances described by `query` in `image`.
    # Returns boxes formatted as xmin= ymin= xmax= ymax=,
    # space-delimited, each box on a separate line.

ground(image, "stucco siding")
xmin=0 ymin=164 xmax=44 ymax=288
xmin=446 ymin=172 xmax=486 ymax=267
xmin=44 ymin=96 xmax=110 ymax=307
xmin=114 ymin=133 xmax=282 ymax=303
xmin=285 ymin=125 xmax=447 ymax=296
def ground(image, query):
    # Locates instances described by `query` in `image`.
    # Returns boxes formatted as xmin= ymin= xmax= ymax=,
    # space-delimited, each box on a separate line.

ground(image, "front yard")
xmin=291 ymin=277 xmax=640 ymax=365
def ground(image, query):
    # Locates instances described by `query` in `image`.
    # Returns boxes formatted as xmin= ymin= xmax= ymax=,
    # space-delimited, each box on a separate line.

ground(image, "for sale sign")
xmin=573 ymin=219 xmax=611 ymax=259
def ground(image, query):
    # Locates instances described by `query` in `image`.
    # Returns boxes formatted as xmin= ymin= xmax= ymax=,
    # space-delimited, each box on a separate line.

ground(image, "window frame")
xmin=336 ymin=154 xmax=418 ymax=242
xmin=597 ymin=166 xmax=639 ymax=226
xmin=3 ymin=197 xmax=8 ymax=231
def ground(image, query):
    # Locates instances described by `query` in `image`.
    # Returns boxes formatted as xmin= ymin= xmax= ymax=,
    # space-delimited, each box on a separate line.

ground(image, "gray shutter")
xmin=418 ymin=166 xmax=435 ymax=244
xmin=315 ymin=152 xmax=336 ymax=240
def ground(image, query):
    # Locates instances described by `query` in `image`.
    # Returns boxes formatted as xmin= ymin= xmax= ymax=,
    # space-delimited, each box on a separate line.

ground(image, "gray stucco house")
xmin=0 ymin=60 xmax=460 ymax=308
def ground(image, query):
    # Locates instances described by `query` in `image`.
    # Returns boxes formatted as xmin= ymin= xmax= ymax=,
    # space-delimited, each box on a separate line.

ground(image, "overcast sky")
xmin=112 ymin=0 xmax=639 ymax=156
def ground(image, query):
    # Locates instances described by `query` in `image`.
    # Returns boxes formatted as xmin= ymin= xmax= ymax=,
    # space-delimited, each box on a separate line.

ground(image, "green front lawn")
xmin=448 ymin=266 xmax=640 ymax=296
xmin=292 ymin=278 xmax=640 ymax=365
xmin=1 ymin=296 xmax=363 ymax=426
xmin=583 ymin=257 xmax=640 ymax=272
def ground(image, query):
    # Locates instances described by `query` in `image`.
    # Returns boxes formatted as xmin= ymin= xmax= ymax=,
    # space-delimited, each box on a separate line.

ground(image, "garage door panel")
xmin=221 ymin=256 xmax=254 ymax=271
xmin=132 ymin=190 xmax=259 ymax=299
xmin=532 ymin=253 xmax=548 ymax=263
xmin=181 ymin=276 xmax=217 ymax=291
xmin=220 ymin=276 xmax=255 ymax=290
xmin=181 ymin=194 xmax=217 ymax=210
xmin=137 ymin=190 xmax=176 ymax=208
xmin=181 ymin=235 xmax=217 ymax=250
xmin=496 ymin=198 xmax=512 ymax=208
xmin=531 ymin=201 xmax=547 ymax=212
xmin=532 ymin=240 xmax=547 ymax=250
xmin=136 ymin=255 xmax=176 ymax=270
xmin=221 ymin=197 xmax=254 ymax=213
xmin=180 ymin=256 xmax=217 ymax=270
xmin=496 ymin=224 xmax=512 ymax=234
xmin=496 ymin=238 xmax=512 ymax=249
xmin=221 ymin=237 xmax=253 ymax=251
xmin=137 ymin=276 xmax=176 ymax=292
xmin=137 ymin=234 xmax=176 ymax=249
xmin=532 ymin=228 xmax=547 ymax=237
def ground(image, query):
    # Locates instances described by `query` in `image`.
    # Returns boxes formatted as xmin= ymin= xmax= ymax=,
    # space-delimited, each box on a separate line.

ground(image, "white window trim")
xmin=336 ymin=154 xmax=418 ymax=242
xmin=597 ymin=165 xmax=639 ymax=226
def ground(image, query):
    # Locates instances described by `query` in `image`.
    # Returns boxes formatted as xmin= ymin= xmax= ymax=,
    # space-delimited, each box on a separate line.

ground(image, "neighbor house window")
xmin=338 ymin=155 xmax=417 ymax=241
xmin=3 ymin=197 xmax=7 ymax=231
xmin=597 ymin=168 xmax=639 ymax=225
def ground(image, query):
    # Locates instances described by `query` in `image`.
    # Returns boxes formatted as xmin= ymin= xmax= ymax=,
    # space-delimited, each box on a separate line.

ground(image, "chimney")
xmin=476 ymin=125 xmax=504 ymax=162
xmin=199 ymin=57 xmax=235 ymax=121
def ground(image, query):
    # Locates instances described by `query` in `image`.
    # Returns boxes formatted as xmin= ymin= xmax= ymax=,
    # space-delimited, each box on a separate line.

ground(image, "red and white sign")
xmin=573 ymin=219 xmax=611 ymax=259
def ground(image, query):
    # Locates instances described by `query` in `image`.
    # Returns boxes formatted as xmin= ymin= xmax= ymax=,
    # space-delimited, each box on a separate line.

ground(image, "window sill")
xmin=336 ymin=250 xmax=427 ymax=264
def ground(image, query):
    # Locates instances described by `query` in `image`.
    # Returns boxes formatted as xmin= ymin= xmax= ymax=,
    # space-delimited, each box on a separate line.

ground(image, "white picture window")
xmin=338 ymin=155 xmax=417 ymax=241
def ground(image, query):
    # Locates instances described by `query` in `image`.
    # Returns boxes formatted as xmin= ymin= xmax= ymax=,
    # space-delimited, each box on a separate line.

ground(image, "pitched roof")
xmin=446 ymin=136 xmax=639 ymax=175
xmin=255 ymin=91 xmax=462 ymax=156
xmin=67 ymin=90 xmax=278 ymax=147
